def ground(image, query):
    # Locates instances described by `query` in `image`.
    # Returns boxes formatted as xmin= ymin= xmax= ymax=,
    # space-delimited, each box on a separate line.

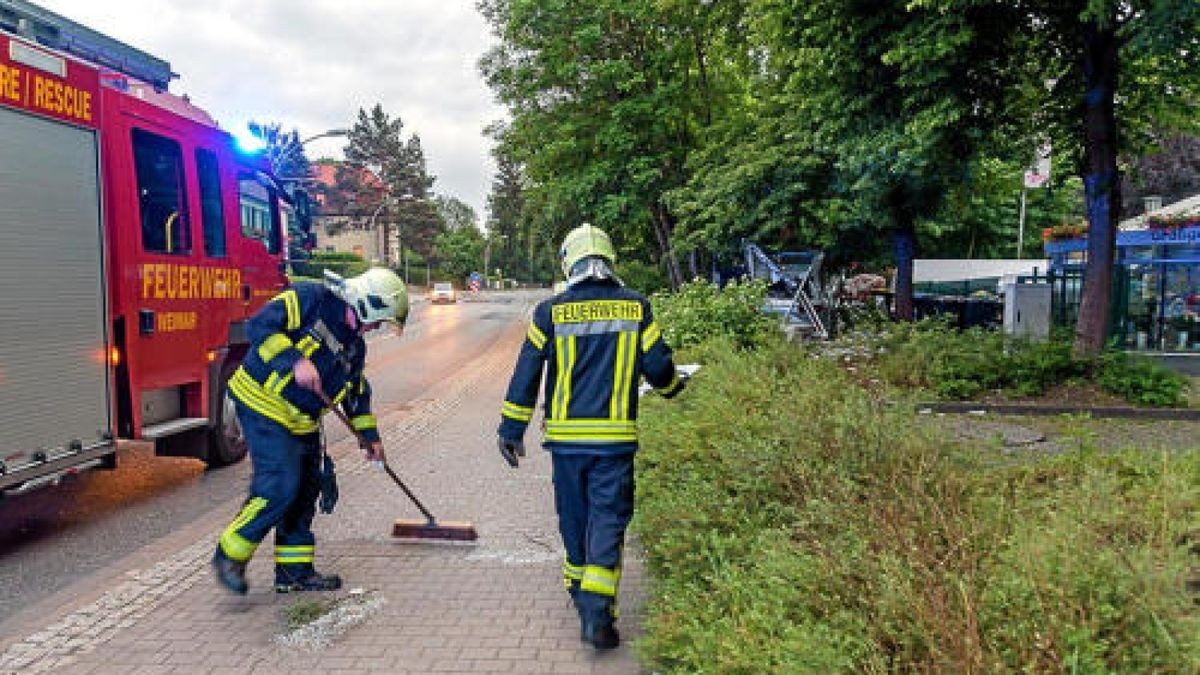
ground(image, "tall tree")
xmin=1011 ymin=0 xmax=1200 ymax=353
xmin=479 ymin=0 xmax=746 ymax=288
xmin=485 ymin=149 xmax=526 ymax=278
xmin=249 ymin=121 xmax=312 ymax=180
xmin=343 ymin=104 xmax=445 ymax=266
xmin=435 ymin=195 xmax=479 ymax=231
xmin=434 ymin=226 xmax=486 ymax=280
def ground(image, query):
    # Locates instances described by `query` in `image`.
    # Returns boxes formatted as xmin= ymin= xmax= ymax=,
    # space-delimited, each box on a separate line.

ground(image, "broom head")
xmin=393 ymin=519 xmax=478 ymax=543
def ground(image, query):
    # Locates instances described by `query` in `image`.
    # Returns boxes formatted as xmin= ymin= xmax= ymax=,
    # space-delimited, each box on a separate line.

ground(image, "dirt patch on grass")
xmin=940 ymin=412 xmax=1200 ymax=454
xmin=976 ymin=380 xmax=1130 ymax=408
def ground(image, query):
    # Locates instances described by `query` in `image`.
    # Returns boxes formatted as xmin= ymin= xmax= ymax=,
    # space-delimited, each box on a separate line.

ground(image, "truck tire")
xmin=206 ymin=364 xmax=247 ymax=467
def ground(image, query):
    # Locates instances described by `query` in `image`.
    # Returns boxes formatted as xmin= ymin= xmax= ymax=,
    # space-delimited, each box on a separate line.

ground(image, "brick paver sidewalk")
xmin=1 ymin=303 xmax=646 ymax=674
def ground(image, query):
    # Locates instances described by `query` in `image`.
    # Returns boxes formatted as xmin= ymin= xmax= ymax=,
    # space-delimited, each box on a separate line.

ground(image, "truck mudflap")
xmin=0 ymin=438 xmax=116 ymax=494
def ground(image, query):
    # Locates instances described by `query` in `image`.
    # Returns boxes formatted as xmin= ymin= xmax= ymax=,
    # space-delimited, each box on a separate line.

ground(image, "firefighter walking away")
xmin=212 ymin=268 xmax=408 ymax=594
xmin=497 ymin=223 xmax=687 ymax=649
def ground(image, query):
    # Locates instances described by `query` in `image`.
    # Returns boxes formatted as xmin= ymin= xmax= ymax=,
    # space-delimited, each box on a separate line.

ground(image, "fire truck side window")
xmin=132 ymin=129 xmax=191 ymax=255
xmin=195 ymin=149 xmax=226 ymax=257
xmin=238 ymin=178 xmax=282 ymax=255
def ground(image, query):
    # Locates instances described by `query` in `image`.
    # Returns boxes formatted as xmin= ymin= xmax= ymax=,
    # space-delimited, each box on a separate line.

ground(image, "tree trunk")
xmin=649 ymin=203 xmax=684 ymax=290
xmin=893 ymin=223 xmax=916 ymax=320
xmin=1073 ymin=17 xmax=1120 ymax=356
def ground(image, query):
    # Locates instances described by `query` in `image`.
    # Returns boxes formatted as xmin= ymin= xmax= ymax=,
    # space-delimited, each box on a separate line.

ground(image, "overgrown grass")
xmin=869 ymin=320 xmax=1191 ymax=407
xmin=635 ymin=336 xmax=1199 ymax=673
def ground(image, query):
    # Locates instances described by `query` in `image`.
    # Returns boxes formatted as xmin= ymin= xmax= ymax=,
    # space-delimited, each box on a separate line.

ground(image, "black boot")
xmin=275 ymin=569 xmax=343 ymax=593
xmin=212 ymin=547 xmax=248 ymax=595
xmin=581 ymin=621 xmax=620 ymax=650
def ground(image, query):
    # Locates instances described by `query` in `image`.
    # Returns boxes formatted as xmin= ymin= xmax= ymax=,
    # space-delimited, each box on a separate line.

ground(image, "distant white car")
xmin=430 ymin=282 xmax=457 ymax=304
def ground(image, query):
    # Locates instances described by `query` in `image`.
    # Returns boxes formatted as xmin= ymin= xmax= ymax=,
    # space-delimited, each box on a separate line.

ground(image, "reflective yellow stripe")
xmin=274 ymin=544 xmax=315 ymax=564
xmin=270 ymin=290 xmax=301 ymax=330
xmin=655 ymin=371 xmax=682 ymax=395
xmin=258 ymin=333 xmax=294 ymax=363
xmin=351 ymin=414 xmax=377 ymax=431
xmin=563 ymin=556 xmax=584 ymax=587
xmin=580 ymin=565 xmax=620 ymax=597
xmin=331 ymin=382 xmax=351 ymax=407
xmin=552 ymin=336 xmax=566 ymax=420
xmin=274 ymin=372 xmax=293 ymax=395
xmin=296 ymin=335 xmax=319 ymax=357
xmin=228 ymin=368 xmax=319 ymax=434
xmin=527 ymin=323 xmax=547 ymax=350
xmin=620 ymin=331 xmax=636 ymax=418
xmin=642 ymin=321 xmax=662 ymax=352
xmin=545 ymin=419 xmax=637 ymax=443
xmin=563 ymin=336 xmax=575 ymax=419
xmin=609 ymin=333 xmax=626 ymax=420
xmin=219 ymin=497 xmax=267 ymax=562
xmin=502 ymin=401 xmax=534 ymax=423
xmin=264 ymin=371 xmax=280 ymax=392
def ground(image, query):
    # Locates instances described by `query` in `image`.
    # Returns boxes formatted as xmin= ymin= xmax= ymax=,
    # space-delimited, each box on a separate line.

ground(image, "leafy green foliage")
xmin=635 ymin=338 xmax=1200 ymax=672
xmin=1097 ymin=351 xmax=1190 ymax=407
xmin=870 ymin=320 xmax=1191 ymax=407
xmin=290 ymin=251 xmax=369 ymax=280
xmin=875 ymin=321 xmax=1086 ymax=399
xmin=650 ymin=279 xmax=774 ymax=350
xmin=433 ymin=226 xmax=485 ymax=282
xmin=616 ymin=260 xmax=669 ymax=296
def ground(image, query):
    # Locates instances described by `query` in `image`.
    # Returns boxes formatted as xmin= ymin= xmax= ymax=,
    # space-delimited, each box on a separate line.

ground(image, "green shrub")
xmin=291 ymin=251 xmax=370 ymax=280
xmin=651 ymin=279 xmax=775 ymax=350
xmin=869 ymin=321 xmax=1196 ymax=407
xmin=1097 ymin=351 xmax=1189 ymax=407
xmin=618 ymin=260 xmax=670 ymax=295
xmin=635 ymin=336 xmax=1200 ymax=672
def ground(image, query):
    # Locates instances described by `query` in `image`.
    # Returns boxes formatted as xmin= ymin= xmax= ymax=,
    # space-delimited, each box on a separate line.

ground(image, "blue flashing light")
xmin=233 ymin=126 xmax=267 ymax=154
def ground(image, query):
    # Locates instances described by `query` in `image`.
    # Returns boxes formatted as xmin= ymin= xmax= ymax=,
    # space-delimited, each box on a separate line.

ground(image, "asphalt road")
xmin=0 ymin=292 xmax=535 ymax=633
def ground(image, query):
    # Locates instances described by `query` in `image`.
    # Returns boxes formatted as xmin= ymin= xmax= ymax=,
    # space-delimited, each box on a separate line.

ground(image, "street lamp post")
xmin=366 ymin=198 xmax=393 ymax=265
xmin=269 ymin=128 xmax=349 ymax=178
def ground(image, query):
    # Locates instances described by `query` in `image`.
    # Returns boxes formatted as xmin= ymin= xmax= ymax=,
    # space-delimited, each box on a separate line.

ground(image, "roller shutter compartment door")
xmin=0 ymin=106 xmax=110 ymax=461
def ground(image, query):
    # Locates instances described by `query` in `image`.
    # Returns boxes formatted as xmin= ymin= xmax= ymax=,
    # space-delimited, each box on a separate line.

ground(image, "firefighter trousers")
xmin=217 ymin=402 xmax=322 ymax=583
xmin=551 ymin=452 xmax=635 ymax=627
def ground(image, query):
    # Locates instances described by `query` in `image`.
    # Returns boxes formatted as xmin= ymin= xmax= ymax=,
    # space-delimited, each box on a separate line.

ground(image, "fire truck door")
xmin=128 ymin=128 xmax=208 ymax=398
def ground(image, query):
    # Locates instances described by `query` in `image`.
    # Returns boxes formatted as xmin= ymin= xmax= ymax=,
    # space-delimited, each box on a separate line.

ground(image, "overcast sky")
xmin=39 ymin=0 xmax=506 ymax=224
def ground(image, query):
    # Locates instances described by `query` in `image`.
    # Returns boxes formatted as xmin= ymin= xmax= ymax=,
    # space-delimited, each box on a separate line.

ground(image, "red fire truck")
xmin=0 ymin=4 xmax=291 ymax=496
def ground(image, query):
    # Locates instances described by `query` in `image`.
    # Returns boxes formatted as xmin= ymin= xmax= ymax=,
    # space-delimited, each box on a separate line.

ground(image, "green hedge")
xmin=871 ymin=320 xmax=1191 ymax=407
xmin=290 ymin=251 xmax=370 ymax=280
xmin=634 ymin=337 xmax=1199 ymax=672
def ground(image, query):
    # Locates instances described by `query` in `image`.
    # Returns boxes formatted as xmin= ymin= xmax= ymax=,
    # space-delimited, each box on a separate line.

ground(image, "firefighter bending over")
xmin=212 ymin=268 xmax=408 ymax=594
xmin=497 ymin=224 xmax=686 ymax=649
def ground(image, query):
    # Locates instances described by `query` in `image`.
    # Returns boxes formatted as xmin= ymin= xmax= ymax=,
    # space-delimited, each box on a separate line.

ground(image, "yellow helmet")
xmin=558 ymin=223 xmax=615 ymax=277
xmin=327 ymin=267 xmax=409 ymax=325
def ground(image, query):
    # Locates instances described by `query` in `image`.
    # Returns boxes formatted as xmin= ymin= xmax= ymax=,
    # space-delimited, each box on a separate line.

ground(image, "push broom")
xmin=318 ymin=392 xmax=478 ymax=543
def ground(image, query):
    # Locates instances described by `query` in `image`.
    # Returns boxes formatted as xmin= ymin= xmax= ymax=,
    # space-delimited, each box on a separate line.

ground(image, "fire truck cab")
xmin=0 ymin=2 xmax=290 ymax=496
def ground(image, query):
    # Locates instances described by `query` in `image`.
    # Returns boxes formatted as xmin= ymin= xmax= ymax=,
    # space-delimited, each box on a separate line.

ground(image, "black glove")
xmin=661 ymin=372 xmax=688 ymax=399
xmin=317 ymin=453 xmax=339 ymax=514
xmin=498 ymin=436 xmax=525 ymax=468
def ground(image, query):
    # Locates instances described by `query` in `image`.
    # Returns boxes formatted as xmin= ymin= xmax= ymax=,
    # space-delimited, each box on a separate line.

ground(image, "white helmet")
xmin=324 ymin=267 xmax=409 ymax=325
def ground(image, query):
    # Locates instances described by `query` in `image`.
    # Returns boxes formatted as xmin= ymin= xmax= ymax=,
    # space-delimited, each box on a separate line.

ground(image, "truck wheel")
xmin=206 ymin=366 xmax=247 ymax=467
